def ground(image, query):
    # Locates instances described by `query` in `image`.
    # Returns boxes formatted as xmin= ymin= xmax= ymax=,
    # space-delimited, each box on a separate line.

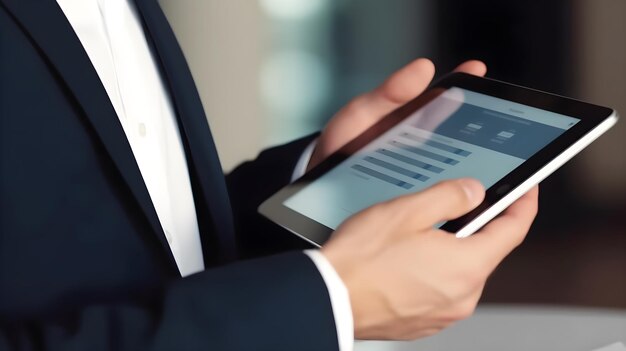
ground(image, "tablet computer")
xmin=259 ymin=73 xmax=618 ymax=246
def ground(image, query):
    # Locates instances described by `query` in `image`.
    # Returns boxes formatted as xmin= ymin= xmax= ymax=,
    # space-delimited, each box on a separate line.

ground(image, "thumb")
xmin=382 ymin=178 xmax=485 ymax=231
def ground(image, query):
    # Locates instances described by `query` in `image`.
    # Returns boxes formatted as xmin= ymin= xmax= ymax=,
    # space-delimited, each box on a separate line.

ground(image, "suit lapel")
xmin=0 ymin=0 xmax=178 ymax=269
xmin=133 ymin=0 xmax=237 ymax=263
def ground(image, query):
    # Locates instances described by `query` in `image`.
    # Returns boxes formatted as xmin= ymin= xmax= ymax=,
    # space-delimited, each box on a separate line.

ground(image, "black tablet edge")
xmin=259 ymin=72 xmax=617 ymax=246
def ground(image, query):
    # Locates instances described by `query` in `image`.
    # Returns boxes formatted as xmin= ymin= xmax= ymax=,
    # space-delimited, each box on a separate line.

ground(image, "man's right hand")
xmin=321 ymin=179 xmax=538 ymax=340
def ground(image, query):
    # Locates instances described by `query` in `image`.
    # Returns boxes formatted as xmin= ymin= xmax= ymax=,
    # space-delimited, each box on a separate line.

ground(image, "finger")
xmin=383 ymin=178 xmax=485 ymax=230
xmin=467 ymin=186 xmax=539 ymax=268
xmin=347 ymin=59 xmax=483 ymax=126
xmin=310 ymin=58 xmax=436 ymax=169
xmin=359 ymin=58 xmax=435 ymax=118
xmin=453 ymin=60 xmax=487 ymax=76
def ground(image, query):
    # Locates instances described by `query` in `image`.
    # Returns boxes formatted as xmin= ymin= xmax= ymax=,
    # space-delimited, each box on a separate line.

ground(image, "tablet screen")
xmin=284 ymin=87 xmax=580 ymax=230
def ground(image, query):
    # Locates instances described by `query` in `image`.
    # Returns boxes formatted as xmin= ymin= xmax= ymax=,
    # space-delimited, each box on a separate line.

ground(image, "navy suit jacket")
xmin=0 ymin=0 xmax=338 ymax=349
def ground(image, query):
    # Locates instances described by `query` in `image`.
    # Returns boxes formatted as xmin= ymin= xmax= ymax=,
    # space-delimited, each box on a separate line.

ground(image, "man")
xmin=0 ymin=0 xmax=538 ymax=349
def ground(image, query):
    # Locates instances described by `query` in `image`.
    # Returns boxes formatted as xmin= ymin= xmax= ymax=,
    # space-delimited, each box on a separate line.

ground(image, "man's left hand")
xmin=307 ymin=58 xmax=487 ymax=171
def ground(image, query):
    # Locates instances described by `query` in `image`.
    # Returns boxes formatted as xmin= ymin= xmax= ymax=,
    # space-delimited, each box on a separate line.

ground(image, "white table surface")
xmin=355 ymin=304 xmax=626 ymax=351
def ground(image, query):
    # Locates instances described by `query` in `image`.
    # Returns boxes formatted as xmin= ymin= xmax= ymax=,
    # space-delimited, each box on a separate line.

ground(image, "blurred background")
xmin=159 ymin=0 xmax=625 ymax=310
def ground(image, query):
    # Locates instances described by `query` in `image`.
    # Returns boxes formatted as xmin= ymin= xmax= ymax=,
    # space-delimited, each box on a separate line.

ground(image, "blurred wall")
xmin=159 ymin=0 xmax=266 ymax=172
xmin=574 ymin=0 xmax=626 ymax=206
xmin=160 ymin=0 xmax=432 ymax=172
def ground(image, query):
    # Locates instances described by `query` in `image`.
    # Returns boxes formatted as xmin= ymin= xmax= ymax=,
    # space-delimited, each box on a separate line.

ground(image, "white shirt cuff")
xmin=304 ymin=249 xmax=354 ymax=351
xmin=291 ymin=138 xmax=318 ymax=182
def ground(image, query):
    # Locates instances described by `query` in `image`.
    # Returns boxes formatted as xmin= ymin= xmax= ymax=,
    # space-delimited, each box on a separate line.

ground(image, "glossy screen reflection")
xmin=284 ymin=87 xmax=580 ymax=230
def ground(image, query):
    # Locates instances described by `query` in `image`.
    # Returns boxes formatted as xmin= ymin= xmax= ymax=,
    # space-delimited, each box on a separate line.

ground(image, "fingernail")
xmin=460 ymin=179 xmax=485 ymax=205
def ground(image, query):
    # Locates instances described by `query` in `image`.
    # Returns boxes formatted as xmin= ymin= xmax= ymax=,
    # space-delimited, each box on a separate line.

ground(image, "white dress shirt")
xmin=56 ymin=0 xmax=204 ymax=277
xmin=56 ymin=0 xmax=353 ymax=349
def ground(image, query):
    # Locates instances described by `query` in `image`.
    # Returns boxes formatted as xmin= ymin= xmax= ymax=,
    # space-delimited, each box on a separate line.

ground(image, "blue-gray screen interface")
xmin=284 ymin=88 xmax=580 ymax=230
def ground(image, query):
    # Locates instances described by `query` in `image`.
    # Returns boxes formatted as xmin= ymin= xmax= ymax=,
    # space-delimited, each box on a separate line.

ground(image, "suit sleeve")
xmin=1 ymin=252 xmax=339 ymax=351
xmin=226 ymin=133 xmax=320 ymax=258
